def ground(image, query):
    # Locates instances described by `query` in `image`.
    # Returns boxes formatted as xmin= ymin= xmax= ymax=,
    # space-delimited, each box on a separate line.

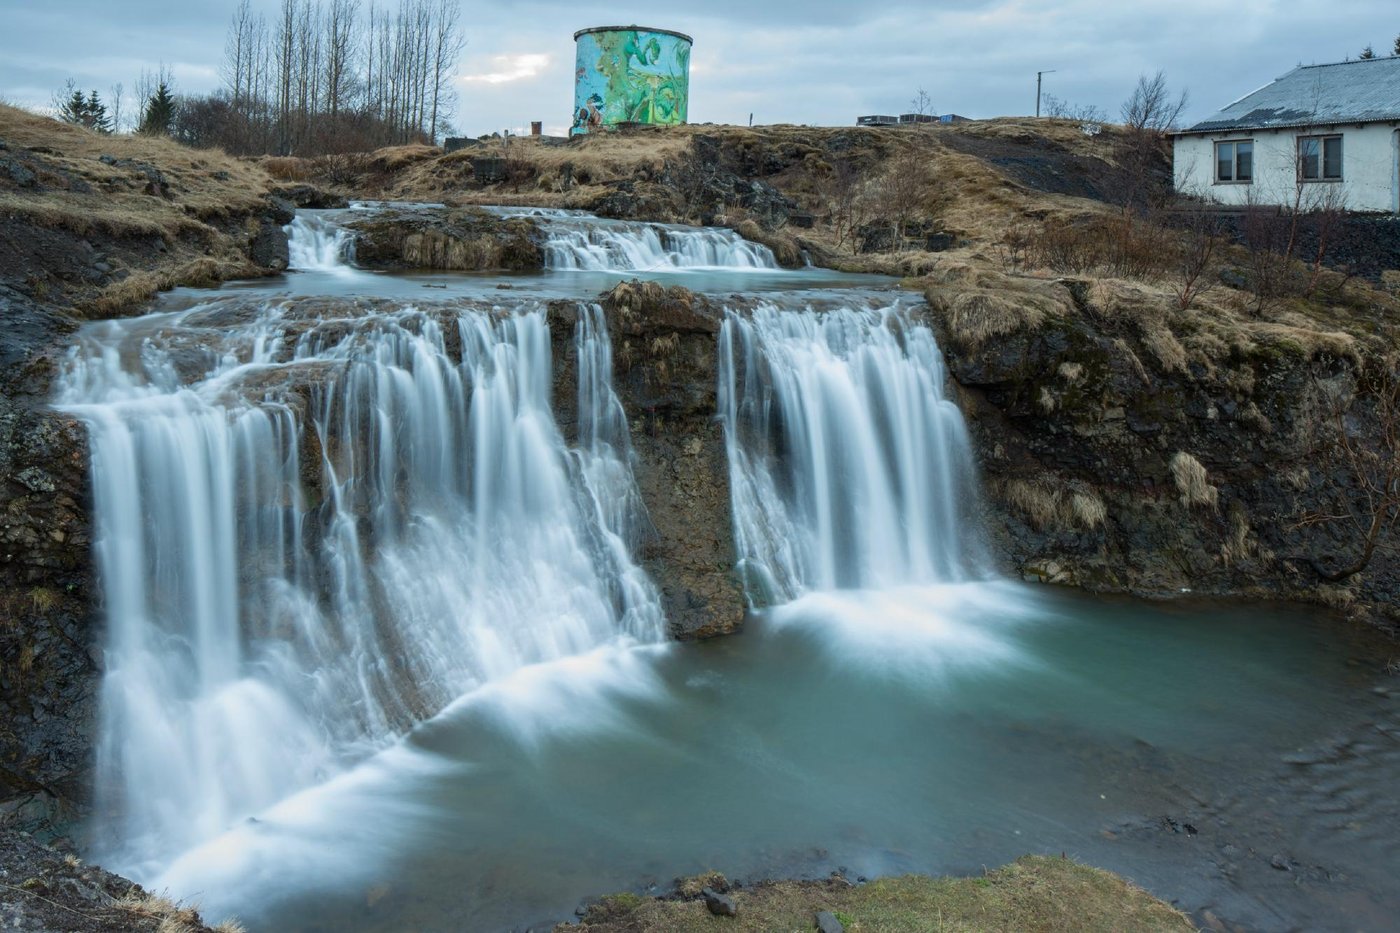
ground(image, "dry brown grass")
xmin=1170 ymin=451 xmax=1219 ymax=510
xmin=0 ymin=103 xmax=279 ymax=315
xmin=997 ymin=476 xmax=1108 ymax=532
xmin=571 ymin=856 xmax=1193 ymax=932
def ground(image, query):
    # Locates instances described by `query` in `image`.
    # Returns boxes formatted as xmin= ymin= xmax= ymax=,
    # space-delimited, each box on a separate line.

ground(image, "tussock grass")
xmin=80 ymin=258 xmax=253 ymax=317
xmin=997 ymin=477 xmax=1108 ymax=532
xmin=569 ymin=856 xmax=1194 ymax=932
xmin=1170 ymin=451 xmax=1218 ymax=510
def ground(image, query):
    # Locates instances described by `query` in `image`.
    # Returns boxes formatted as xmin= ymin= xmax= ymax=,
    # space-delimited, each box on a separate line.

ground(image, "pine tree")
xmin=1359 ymin=44 xmax=1376 ymax=60
xmin=1393 ymin=34 xmax=1399 ymax=56
xmin=138 ymin=82 xmax=177 ymax=136
xmin=55 ymin=84 xmax=113 ymax=133
xmin=57 ymin=88 xmax=89 ymax=126
xmin=84 ymin=90 xmax=112 ymax=133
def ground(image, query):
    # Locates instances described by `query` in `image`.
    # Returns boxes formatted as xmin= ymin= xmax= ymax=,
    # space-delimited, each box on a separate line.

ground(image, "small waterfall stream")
xmin=285 ymin=214 xmax=356 ymax=272
xmin=719 ymin=301 xmax=986 ymax=603
xmin=61 ymin=292 xmax=662 ymax=874
xmin=486 ymin=207 xmax=778 ymax=272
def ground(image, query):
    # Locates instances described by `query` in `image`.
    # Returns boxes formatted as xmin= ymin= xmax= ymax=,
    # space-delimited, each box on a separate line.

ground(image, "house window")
xmin=1215 ymin=140 xmax=1253 ymax=183
xmin=1299 ymin=135 xmax=1342 ymax=181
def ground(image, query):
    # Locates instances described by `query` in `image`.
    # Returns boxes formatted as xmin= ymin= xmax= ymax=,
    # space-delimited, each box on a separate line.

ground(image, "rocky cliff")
xmin=924 ymin=267 xmax=1398 ymax=629
xmin=551 ymin=281 xmax=746 ymax=640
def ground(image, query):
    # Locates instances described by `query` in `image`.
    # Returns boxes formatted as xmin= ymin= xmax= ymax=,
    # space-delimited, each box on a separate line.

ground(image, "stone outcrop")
xmin=924 ymin=270 xmax=1398 ymax=628
xmin=550 ymin=281 xmax=746 ymax=640
xmin=345 ymin=206 xmax=546 ymax=272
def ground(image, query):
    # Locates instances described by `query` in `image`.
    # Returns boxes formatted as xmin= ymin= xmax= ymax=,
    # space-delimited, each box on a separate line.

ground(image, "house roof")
xmin=1181 ymin=57 xmax=1400 ymax=134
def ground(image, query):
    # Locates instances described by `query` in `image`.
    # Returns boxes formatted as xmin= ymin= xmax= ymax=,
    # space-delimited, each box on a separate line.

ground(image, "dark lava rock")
xmin=250 ymin=219 xmax=290 ymax=271
xmin=816 ymin=909 xmax=845 ymax=933
xmin=98 ymin=155 xmax=169 ymax=197
xmin=346 ymin=207 xmax=544 ymax=272
xmin=265 ymin=195 xmax=297 ymax=226
xmin=0 ymin=829 xmax=219 ymax=931
xmin=272 ymin=183 xmax=349 ymax=209
xmin=701 ymin=887 xmax=737 ymax=917
xmin=2 ymin=156 xmax=38 ymax=189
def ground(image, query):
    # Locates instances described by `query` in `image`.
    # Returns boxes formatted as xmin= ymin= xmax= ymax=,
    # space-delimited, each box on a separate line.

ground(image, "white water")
xmin=719 ymin=302 xmax=986 ymax=603
xmin=531 ymin=215 xmax=778 ymax=273
xmin=60 ymin=295 xmax=662 ymax=876
xmin=285 ymin=214 xmax=356 ymax=273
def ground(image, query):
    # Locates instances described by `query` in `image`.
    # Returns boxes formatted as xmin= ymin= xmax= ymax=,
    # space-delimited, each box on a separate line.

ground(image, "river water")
xmin=60 ymin=208 xmax=1400 ymax=932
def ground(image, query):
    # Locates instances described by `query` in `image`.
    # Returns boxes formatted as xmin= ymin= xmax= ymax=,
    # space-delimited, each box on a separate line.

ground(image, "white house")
xmin=1173 ymin=57 xmax=1400 ymax=213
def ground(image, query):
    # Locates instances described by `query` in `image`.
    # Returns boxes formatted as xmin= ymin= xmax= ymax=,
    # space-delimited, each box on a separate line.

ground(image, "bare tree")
xmin=1298 ymin=357 xmax=1400 ymax=583
xmin=108 ymin=82 xmax=125 ymax=133
xmin=1170 ymin=209 xmax=1221 ymax=310
xmin=1120 ymin=70 xmax=1188 ymax=133
xmin=1042 ymin=93 xmax=1105 ymax=123
xmin=910 ymin=86 xmax=933 ymax=118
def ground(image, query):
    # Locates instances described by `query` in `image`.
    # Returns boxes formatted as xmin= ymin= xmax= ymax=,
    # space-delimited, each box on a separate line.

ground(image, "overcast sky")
xmin=2 ymin=1 xmax=1395 ymax=137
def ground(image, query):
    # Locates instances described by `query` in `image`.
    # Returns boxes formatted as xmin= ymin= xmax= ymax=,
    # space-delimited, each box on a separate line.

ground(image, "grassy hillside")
xmin=0 ymin=103 xmax=285 ymax=315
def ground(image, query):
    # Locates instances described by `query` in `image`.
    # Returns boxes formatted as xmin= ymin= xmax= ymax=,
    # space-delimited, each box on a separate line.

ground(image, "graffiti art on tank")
xmin=572 ymin=28 xmax=691 ymax=135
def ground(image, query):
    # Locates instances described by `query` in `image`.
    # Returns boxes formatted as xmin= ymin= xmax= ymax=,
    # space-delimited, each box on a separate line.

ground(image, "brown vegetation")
xmin=566 ymin=856 xmax=1194 ymax=932
xmin=0 ymin=103 xmax=281 ymax=315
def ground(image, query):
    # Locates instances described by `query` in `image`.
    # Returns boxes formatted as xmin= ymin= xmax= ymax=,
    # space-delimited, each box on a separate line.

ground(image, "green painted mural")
xmin=572 ymin=26 xmax=692 ymax=135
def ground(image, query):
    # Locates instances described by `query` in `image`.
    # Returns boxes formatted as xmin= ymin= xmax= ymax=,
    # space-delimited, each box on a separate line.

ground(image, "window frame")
xmin=1297 ymin=133 xmax=1343 ymax=182
xmin=1213 ymin=138 xmax=1254 ymax=185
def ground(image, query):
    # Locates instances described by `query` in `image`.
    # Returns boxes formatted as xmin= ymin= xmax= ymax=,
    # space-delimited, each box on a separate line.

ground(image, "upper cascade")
xmin=719 ymin=301 xmax=988 ymax=603
xmin=58 ymin=295 xmax=662 ymax=876
xmin=487 ymin=208 xmax=777 ymax=272
xmin=285 ymin=213 xmax=356 ymax=273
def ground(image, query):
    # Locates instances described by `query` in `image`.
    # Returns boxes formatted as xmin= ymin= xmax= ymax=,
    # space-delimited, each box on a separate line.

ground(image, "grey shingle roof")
xmin=1181 ymin=57 xmax=1400 ymax=134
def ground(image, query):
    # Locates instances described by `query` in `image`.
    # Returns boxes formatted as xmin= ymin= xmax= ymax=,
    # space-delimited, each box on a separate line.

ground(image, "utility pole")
xmin=1036 ymin=70 xmax=1056 ymax=118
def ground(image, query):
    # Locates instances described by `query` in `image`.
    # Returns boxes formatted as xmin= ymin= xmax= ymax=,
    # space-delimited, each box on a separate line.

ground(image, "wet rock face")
xmin=0 ymin=292 xmax=95 ymax=837
xmin=0 ymin=829 xmax=220 ymax=932
xmin=552 ymin=281 xmax=746 ymax=640
xmin=345 ymin=207 xmax=546 ymax=272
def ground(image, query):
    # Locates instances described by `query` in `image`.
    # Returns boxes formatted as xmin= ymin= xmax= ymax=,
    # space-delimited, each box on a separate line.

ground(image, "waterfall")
xmin=285 ymin=213 xmax=355 ymax=273
xmin=533 ymin=217 xmax=777 ymax=272
xmin=719 ymin=301 xmax=985 ymax=603
xmin=59 ymin=298 xmax=661 ymax=875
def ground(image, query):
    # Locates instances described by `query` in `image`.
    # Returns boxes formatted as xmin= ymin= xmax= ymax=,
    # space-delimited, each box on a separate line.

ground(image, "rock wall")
xmin=346 ymin=207 xmax=546 ymax=271
xmin=551 ymin=282 xmax=746 ymax=640
xmin=924 ymin=271 xmax=1398 ymax=629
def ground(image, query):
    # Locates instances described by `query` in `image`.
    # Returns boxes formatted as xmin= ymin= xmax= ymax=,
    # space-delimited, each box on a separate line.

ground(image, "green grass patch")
xmin=562 ymin=856 xmax=1194 ymax=932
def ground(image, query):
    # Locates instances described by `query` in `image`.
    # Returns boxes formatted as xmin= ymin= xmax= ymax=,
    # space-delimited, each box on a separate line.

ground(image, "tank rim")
xmin=573 ymin=25 xmax=694 ymax=44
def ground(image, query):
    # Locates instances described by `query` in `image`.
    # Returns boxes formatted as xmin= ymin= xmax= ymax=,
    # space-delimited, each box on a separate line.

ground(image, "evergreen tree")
xmin=1359 ymin=44 xmax=1376 ymax=60
xmin=138 ymin=82 xmax=177 ymax=136
xmin=1393 ymin=34 xmax=1399 ymax=56
xmin=85 ymin=90 xmax=112 ymax=133
xmin=56 ymin=88 xmax=89 ymax=126
xmin=55 ymin=83 xmax=113 ymax=133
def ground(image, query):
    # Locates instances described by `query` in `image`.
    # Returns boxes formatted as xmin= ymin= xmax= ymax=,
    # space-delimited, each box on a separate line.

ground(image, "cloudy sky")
xmin=2 ymin=0 xmax=1395 ymax=137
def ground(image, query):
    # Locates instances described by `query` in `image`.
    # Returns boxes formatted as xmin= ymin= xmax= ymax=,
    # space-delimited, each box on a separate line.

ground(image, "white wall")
xmin=1173 ymin=123 xmax=1399 ymax=213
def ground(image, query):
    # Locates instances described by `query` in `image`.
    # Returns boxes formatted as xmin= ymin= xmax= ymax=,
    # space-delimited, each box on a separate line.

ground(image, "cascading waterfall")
xmin=719 ymin=301 xmax=986 ymax=603
xmin=523 ymin=214 xmax=777 ymax=272
xmin=285 ymin=213 xmax=355 ymax=272
xmin=60 ymin=295 xmax=662 ymax=876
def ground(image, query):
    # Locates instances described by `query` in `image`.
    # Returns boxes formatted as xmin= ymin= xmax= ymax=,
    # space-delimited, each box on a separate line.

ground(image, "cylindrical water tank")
xmin=572 ymin=26 xmax=692 ymax=135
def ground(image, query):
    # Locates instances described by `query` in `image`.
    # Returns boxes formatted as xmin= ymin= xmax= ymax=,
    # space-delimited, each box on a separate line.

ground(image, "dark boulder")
xmin=816 ymin=910 xmax=846 ymax=933
xmin=271 ymin=183 xmax=349 ymax=209
xmin=702 ymin=887 xmax=738 ymax=917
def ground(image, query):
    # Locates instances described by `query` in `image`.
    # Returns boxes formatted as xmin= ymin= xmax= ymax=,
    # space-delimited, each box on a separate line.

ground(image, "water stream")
xmin=61 ymin=207 xmax=1400 ymax=932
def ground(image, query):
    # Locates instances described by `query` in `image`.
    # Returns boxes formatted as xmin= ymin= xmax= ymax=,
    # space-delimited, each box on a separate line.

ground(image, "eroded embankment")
xmin=924 ymin=266 xmax=1398 ymax=628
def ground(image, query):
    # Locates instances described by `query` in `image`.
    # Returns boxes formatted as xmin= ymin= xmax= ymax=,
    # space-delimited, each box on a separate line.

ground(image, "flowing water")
xmin=62 ymin=208 xmax=1400 ymax=932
